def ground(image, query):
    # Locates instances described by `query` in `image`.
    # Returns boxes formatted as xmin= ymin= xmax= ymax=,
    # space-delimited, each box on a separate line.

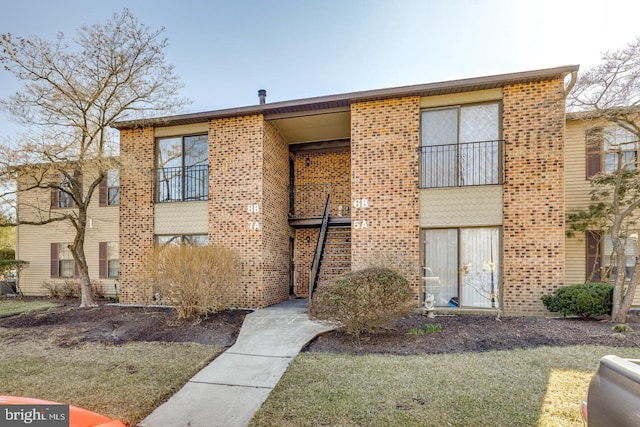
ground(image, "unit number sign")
xmin=248 ymin=204 xmax=260 ymax=230
xmin=352 ymin=198 xmax=369 ymax=229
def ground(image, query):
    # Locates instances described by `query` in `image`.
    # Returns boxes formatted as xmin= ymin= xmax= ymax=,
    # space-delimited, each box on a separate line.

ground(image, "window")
xmin=100 ymin=242 xmax=119 ymax=279
xmin=51 ymin=174 xmax=74 ymax=209
xmin=51 ymin=243 xmax=74 ymax=278
xmin=422 ymin=227 xmax=500 ymax=308
xmin=107 ymin=170 xmax=119 ymax=206
xmin=156 ymin=135 xmax=208 ymax=202
xmin=99 ymin=169 xmax=120 ymax=207
xmin=420 ymin=103 xmax=501 ymax=188
xmin=156 ymin=235 xmax=208 ymax=246
xmin=604 ymin=126 xmax=637 ymax=173
xmin=588 ymin=231 xmax=638 ymax=282
xmin=586 ymin=125 xmax=639 ymax=178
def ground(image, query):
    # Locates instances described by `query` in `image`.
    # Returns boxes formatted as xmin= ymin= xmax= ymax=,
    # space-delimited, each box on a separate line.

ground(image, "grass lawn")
xmin=0 ymin=298 xmax=61 ymax=317
xmin=252 ymin=345 xmax=639 ymax=427
xmin=0 ymin=328 xmax=221 ymax=426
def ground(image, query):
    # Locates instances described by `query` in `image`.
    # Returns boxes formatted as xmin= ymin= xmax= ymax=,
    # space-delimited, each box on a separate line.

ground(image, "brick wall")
xmin=350 ymin=97 xmax=421 ymax=301
xmin=294 ymin=228 xmax=320 ymax=296
xmin=261 ymin=121 xmax=292 ymax=306
xmin=119 ymin=126 xmax=155 ymax=303
xmin=292 ymin=150 xmax=351 ymax=217
xmin=208 ymin=114 xmax=265 ymax=308
xmin=502 ymin=78 xmax=566 ymax=315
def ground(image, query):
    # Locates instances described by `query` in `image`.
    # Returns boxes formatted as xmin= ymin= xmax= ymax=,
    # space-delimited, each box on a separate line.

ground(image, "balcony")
xmin=419 ymin=140 xmax=503 ymax=188
xmin=156 ymin=165 xmax=209 ymax=202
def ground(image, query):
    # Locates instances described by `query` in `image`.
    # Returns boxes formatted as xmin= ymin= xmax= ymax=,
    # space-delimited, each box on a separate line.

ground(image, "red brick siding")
xmin=292 ymin=150 xmax=351 ymax=218
xmin=208 ymin=115 xmax=268 ymax=308
xmin=119 ymin=126 xmax=155 ymax=303
xmin=350 ymin=97 xmax=421 ymax=302
xmin=294 ymin=228 xmax=320 ymax=296
xmin=261 ymin=121 xmax=292 ymax=306
xmin=502 ymin=78 xmax=566 ymax=315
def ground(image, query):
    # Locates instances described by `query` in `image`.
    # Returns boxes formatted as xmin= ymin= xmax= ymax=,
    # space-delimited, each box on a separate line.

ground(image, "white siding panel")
xmin=420 ymin=88 xmax=502 ymax=109
xmin=154 ymin=201 xmax=208 ymax=235
xmin=420 ymin=186 xmax=502 ymax=228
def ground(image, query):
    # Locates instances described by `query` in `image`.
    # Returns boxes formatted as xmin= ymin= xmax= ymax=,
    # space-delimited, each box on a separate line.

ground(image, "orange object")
xmin=0 ymin=396 xmax=127 ymax=427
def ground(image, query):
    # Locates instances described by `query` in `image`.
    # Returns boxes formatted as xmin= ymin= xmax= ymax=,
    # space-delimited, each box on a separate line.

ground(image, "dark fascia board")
xmin=112 ymin=65 xmax=579 ymax=130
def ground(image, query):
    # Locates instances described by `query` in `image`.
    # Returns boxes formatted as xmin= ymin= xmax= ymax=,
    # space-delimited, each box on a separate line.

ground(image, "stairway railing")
xmin=309 ymin=193 xmax=331 ymax=297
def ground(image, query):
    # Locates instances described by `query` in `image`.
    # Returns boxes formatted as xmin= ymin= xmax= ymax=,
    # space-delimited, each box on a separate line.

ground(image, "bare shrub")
xmin=42 ymin=280 xmax=105 ymax=300
xmin=310 ymin=267 xmax=414 ymax=339
xmin=145 ymin=245 xmax=241 ymax=319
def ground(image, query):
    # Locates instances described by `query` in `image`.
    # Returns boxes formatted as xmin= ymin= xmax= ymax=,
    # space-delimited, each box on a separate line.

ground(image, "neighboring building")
xmin=110 ymin=65 xmax=578 ymax=315
xmin=16 ymin=170 xmax=119 ymax=297
xmin=565 ymin=114 xmax=640 ymax=305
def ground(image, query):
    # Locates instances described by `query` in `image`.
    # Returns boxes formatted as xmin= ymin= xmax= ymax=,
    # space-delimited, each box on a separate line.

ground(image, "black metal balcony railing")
xmin=419 ymin=140 xmax=503 ymax=188
xmin=156 ymin=165 xmax=209 ymax=202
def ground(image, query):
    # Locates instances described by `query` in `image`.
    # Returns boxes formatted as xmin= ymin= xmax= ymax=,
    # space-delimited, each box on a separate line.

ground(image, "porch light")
xmin=305 ymin=158 xmax=310 ymax=167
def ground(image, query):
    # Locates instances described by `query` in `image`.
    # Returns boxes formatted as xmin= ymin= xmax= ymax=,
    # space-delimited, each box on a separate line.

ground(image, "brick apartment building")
xmin=20 ymin=65 xmax=638 ymax=315
xmin=103 ymin=65 xmax=577 ymax=315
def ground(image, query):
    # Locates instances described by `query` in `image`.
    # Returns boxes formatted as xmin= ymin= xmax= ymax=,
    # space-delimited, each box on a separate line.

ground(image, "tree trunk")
xmin=72 ymin=211 xmax=98 ymax=308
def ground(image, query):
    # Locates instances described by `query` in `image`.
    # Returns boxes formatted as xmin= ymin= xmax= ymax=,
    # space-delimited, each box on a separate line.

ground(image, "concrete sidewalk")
xmin=138 ymin=299 xmax=335 ymax=427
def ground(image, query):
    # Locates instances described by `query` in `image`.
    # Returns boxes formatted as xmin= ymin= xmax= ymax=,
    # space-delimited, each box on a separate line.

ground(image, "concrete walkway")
xmin=138 ymin=299 xmax=335 ymax=427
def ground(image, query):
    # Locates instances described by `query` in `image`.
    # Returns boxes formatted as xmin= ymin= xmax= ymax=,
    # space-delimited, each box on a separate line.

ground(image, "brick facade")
xmin=115 ymin=68 xmax=574 ymax=314
xmin=502 ymin=78 xmax=566 ymax=315
xmin=119 ymin=126 xmax=155 ymax=303
xmin=292 ymin=150 xmax=351 ymax=218
xmin=208 ymin=115 xmax=266 ymax=308
xmin=261 ymin=121 xmax=292 ymax=306
xmin=350 ymin=97 xmax=422 ymax=301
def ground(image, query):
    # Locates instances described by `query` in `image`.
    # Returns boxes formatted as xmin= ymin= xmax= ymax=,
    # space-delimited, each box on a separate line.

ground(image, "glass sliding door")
xmin=423 ymin=229 xmax=458 ymax=307
xmin=460 ymin=227 xmax=500 ymax=308
xmin=423 ymin=227 xmax=500 ymax=308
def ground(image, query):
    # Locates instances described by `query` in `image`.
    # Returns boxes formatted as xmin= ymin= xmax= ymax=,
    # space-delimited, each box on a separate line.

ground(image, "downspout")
xmin=563 ymin=71 xmax=578 ymax=98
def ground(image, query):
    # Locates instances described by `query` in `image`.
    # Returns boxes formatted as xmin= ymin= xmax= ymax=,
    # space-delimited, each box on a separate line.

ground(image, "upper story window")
xmin=107 ymin=169 xmax=120 ymax=205
xmin=99 ymin=169 xmax=119 ymax=206
xmin=419 ymin=103 xmax=501 ymax=188
xmin=51 ymin=174 xmax=75 ymax=209
xmin=156 ymin=134 xmax=208 ymax=202
xmin=604 ymin=126 xmax=637 ymax=172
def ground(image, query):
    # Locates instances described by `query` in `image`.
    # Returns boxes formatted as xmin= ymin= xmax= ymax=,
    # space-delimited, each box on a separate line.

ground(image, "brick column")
xmin=119 ymin=126 xmax=155 ymax=303
xmin=502 ymin=78 xmax=566 ymax=315
xmin=350 ymin=97 xmax=421 ymax=301
xmin=208 ymin=115 xmax=266 ymax=308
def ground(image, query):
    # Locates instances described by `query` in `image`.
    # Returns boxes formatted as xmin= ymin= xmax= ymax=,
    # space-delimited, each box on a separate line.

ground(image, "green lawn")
xmin=0 ymin=328 xmax=221 ymax=426
xmin=252 ymin=345 xmax=638 ymax=427
xmin=0 ymin=299 xmax=61 ymax=317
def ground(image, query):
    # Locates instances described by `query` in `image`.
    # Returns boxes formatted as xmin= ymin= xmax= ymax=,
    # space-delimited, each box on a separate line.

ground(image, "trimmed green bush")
xmin=541 ymin=283 xmax=613 ymax=319
xmin=0 ymin=248 xmax=14 ymax=260
xmin=310 ymin=267 xmax=414 ymax=338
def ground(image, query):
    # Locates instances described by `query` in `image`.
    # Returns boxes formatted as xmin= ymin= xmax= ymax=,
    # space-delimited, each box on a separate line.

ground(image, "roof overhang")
xmin=112 ymin=65 xmax=579 ymax=130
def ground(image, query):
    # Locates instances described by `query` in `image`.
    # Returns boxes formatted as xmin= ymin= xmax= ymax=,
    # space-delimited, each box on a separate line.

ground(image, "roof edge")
xmin=113 ymin=64 xmax=579 ymax=130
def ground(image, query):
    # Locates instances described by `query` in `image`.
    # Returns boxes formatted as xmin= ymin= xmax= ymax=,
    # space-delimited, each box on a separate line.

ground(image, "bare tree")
xmin=568 ymin=36 xmax=640 ymax=322
xmin=0 ymin=9 xmax=189 ymax=307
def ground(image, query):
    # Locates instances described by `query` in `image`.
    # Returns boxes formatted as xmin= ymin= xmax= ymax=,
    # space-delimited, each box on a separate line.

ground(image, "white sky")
xmin=1 ymin=0 xmax=639 ymax=141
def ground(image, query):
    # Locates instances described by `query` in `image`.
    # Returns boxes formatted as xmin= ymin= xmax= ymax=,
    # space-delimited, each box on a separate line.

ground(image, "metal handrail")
xmin=418 ymin=139 xmax=503 ymax=188
xmin=309 ymin=192 xmax=331 ymax=297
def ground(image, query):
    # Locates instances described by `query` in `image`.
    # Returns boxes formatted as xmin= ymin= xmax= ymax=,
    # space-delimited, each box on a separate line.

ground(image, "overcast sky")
xmin=1 ymin=0 xmax=640 ymax=141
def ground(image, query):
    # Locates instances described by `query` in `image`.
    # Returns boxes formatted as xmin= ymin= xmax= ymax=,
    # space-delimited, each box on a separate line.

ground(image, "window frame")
xmin=155 ymin=134 xmax=209 ymax=203
xmin=56 ymin=243 xmax=75 ymax=278
xmin=421 ymin=226 xmax=501 ymax=309
xmin=419 ymin=102 xmax=503 ymax=189
xmin=107 ymin=169 xmax=120 ymax=206
xmin=155 ymin=234 xmax=209 ymax=246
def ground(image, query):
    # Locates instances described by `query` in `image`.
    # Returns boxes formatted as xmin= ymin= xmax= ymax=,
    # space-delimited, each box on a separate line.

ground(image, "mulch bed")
xmin=2 ymin=298 xmax=640 ymax=354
